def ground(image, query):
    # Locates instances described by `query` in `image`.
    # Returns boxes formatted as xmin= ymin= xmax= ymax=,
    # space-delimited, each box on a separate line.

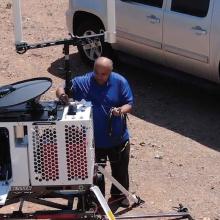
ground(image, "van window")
xmin=131 ymin=0 xmax=163 ymax=8
xmin=171 ymin=0 xmax=210 ymax=17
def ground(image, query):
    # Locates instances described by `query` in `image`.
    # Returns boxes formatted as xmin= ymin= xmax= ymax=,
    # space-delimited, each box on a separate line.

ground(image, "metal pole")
xmin=18 ymin=198 xmax=24 ymax=212
xmin=91 ymin=186 xmax=116 ymax=220
xmin=63 ymin=43 xmax=71 ymax=95
xmin=106 ymin=0 xmax=116 ymax=43
xmin=12 ymin=0 xmax=23 ymax=44
xmin=114 ymin=213 xmax=191 ymax=219
xmin=98 ymin=166 xmax=139 ymax=204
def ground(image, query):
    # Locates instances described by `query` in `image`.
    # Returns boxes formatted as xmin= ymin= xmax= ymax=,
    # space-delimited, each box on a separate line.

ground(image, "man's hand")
xmin=112 ymin=107 xmax=122 ymax=117
xmin=59 ymin=94 xmax=69 ymax=105
xmin=56 ymin=86 xmax=69 ymax=105
xmin=112 ymin=104 xmax=132 ymax=117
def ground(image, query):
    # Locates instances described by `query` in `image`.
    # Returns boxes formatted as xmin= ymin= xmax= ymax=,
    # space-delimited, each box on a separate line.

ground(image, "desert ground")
xmin=0 ymin=1 xmax=220 ymax=219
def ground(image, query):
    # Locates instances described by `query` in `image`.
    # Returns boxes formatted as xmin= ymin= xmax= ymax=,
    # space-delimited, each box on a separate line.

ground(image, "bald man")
xmin=56 ymin=57 xmax=134 ymax=207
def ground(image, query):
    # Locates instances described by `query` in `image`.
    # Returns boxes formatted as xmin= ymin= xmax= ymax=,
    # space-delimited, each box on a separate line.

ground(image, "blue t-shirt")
xmin=71 ymin=72 xmax=134 ymax=148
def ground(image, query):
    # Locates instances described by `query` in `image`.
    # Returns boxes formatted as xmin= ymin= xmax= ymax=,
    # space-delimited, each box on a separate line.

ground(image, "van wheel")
xmin=76 ymin=21 xmax=113 ymax=64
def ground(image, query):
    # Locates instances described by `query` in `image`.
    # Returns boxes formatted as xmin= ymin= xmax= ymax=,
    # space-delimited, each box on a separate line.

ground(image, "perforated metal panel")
xmin=27 ymin=103 xmax=94 ymax=186
xmin=65 ymin=125 xmax=88 ymax=181
xmin=32 ymin=125 xmax=59 ymax=182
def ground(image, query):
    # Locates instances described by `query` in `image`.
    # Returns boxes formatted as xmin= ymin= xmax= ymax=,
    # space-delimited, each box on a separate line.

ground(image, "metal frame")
xmin=0 ymin=185 xmax=192 ymax=220
xmin=12 ymin=0 xmax=116 ymax=93
xmin=0 ymin=193 xmax=99 ymax=219
xmin=0 ymin=165 xmax=193 ymax=220
xmin=15 ymin=33 xmax=105 ymax=95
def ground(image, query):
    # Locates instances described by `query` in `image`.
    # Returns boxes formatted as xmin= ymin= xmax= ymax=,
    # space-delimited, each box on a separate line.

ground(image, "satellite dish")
xmin=0 ymin=77 xmax=52 ymax=109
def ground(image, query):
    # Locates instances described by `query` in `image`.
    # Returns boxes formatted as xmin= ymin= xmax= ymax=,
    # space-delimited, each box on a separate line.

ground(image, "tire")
xmin=75 ymin=21 xmax=113 ymax=65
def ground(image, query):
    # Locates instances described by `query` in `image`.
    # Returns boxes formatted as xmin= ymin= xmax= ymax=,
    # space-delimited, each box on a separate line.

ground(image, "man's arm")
xmin=120 ymin=104 xmax=132 ymax=114
xmin=112 ymin=77 xmax=134 ymax=116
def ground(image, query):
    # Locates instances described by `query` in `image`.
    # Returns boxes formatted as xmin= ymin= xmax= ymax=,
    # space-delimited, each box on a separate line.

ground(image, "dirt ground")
xmin=0 ymin=0 xmax=220 ymax=219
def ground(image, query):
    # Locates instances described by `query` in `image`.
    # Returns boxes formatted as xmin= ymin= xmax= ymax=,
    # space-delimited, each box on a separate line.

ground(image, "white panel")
xmin=5 ymin=123 xmax=30 ymax=186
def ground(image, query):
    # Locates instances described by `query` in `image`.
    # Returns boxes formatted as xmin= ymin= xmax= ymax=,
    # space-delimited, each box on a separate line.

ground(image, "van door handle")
xmin=146 ymin=15 xmax=160 ymax=24
xmin=192 ymin=26 xmax=207 ymax=35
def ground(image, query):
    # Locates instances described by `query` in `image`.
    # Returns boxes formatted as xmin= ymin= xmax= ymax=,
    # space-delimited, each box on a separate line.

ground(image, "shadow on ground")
xmin=48 ymin=52 xmax=220 ymax=152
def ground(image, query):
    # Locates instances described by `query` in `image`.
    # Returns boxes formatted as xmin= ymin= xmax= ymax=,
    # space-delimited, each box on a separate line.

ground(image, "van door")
xmin=163 ymin=0 xmax=214 ymax=79
xmin=115 ymin=0 xmax=166 ymax=64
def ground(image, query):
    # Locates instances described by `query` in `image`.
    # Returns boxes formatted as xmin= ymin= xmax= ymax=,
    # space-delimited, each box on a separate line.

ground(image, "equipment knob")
xmin=68 ymin=103 xmax=77 ymax=115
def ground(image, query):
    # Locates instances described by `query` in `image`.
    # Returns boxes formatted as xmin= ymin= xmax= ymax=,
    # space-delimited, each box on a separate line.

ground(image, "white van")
xmin=66 ymin=0 xmax=220 ymax=83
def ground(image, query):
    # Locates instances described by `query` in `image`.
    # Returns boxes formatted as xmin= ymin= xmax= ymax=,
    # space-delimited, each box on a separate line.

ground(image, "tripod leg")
xmin=98 ymin=166 xmax=139 ymax=204
xmin=90 ymin=186 xmax=115 ymax=220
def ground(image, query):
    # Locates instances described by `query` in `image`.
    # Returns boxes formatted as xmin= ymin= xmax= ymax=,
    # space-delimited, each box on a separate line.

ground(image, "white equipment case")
xmin=0 ymin=78 xmax=94 ymax=206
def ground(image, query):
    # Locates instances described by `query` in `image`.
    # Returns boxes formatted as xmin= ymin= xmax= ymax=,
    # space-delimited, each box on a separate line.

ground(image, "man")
xmin=56 ymin=57 xmax=134 ymax=207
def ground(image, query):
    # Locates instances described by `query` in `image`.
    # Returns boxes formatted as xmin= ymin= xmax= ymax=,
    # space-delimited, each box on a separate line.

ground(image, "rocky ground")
xmin=0 ymin=0 xmax=220 ymax=219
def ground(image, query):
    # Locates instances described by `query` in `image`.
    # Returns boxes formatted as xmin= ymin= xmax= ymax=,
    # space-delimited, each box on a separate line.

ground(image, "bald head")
xmin=93 ymin=57 xmax=113 ymax=85
xmin=94 ymin=57 xmax=113 ymax=71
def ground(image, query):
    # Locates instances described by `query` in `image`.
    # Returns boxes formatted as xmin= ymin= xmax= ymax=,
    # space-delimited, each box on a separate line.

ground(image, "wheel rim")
xmin=82 ymin=30 xmax=103 ymax=61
